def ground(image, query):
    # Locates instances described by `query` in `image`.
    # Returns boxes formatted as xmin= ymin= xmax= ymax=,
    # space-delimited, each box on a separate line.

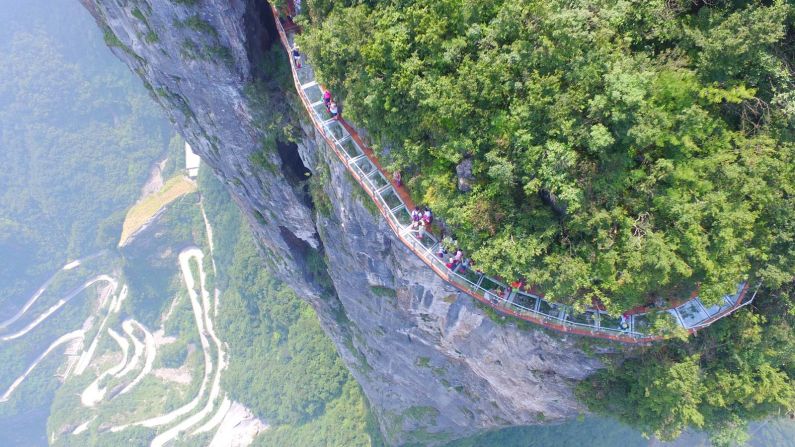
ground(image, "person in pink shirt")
xmin=323 ymin=90 xmax=332 ymax=110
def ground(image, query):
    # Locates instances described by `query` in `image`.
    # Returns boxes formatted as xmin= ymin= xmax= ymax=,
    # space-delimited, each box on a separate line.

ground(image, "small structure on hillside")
xmin=185 ymin=142 xmax=201 ymax=178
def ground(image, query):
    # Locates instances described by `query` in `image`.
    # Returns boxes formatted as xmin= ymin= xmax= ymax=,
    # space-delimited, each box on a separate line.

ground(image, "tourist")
xmin=437 ymin=246 xmax=448 ymax=259
xmin=417 ymin=217 xmax=426 ymax=240
xmin=292 ymin=46 xmax=302 ymax=69
xmin=446 ymin=257 xmax=458 ymax=270
xmin=411 ymin=206 xmax=421 ymax=229
xmin=423 ymin=207 xmax=433 ymax=225
xmin=453 ymin=248 xmax=463 ymax=263
xmin=394 ymin=170 xmax=402 ymax=186
xmin=329 ymin=101 xmax=339 ymax=119
xmin=619 ymin=314 xmax=629 ymax=331
xmin=460 ymin=258 xmax=471 ymax=272
xmin=323 ymin=90 xmax=332 ymax=109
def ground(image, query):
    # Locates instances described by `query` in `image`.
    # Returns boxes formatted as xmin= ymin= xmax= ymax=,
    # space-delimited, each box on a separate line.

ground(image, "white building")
xmin=185 ymin=142 xmax=201 ymax=178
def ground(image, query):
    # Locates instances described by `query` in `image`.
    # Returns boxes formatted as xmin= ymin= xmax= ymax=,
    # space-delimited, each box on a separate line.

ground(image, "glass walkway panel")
xmin=303 ymin=83 xmax=323 ymax=104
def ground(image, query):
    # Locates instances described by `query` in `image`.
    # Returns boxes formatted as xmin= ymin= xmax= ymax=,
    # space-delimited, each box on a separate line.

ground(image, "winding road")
xmin=80 ymin=290 xmax=132 ymax=406
xmin=107 ymin=327 xmax=130 ymax=375
xmin=1 ymin=194 xmax=254 ymax=444
xmin=156 ymin=249 xmax=226 ymax=447
xmin=149 ymin=250 xmax=229 ymax=446
xmin=116 ymin=319 xmax=145 ymax=379
xmin=0 ymin=275 xmax=117 ymax=342
xmin=0 ymin=251 xmax=106 ymax=331
xmin=74 ymin=283 xmax=125 ymax=376
xmin=0 ymin=268 xmax=117 ymax=404
xmin=110 ymin=247 xmax=229 ymax=445
xmin=16 ymin=211 xmax=252 ymax=445
xmin=118 ymin=320 xmax=156 ymax=395
xmin=0 ymin=330 xmax=85 ymax=402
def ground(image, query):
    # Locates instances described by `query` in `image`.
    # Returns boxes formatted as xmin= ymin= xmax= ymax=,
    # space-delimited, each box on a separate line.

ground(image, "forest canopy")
xmin=0 ymin=0 xmax=171 ymax=304
xmin=293 ymin=1 xmax=795 ymax=442
xmin=297 ymin=0 xmax=795 ymax=312
xmin=201 ymin=169 xmax=379 ymax=446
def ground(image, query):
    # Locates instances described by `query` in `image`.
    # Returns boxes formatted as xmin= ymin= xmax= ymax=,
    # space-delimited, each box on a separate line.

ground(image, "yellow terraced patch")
xmin=119 ymin=176 xmax=197 ymax=246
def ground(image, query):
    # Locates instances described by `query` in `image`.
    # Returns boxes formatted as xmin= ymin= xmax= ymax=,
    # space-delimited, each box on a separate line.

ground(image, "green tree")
xmin=577 ymin=289 xmax=795 ymax=444
xmin=297 ymin=0 xmax=795 ymax=312
xmin=295 ymin=1 xmax=795 ymax=441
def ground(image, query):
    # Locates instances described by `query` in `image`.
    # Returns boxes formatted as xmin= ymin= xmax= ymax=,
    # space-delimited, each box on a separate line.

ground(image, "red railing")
xmin=267 ymin=3 xmax=755 ymax=343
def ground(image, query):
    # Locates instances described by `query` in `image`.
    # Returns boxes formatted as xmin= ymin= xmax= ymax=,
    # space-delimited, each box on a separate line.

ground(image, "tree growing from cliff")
xmin=577 ymin=287 xmax=795 ymax=445
xmin=297 ymin=0 xmax=795 ymax=314
xmin=294 ymin=0 xmax=795 ymax=442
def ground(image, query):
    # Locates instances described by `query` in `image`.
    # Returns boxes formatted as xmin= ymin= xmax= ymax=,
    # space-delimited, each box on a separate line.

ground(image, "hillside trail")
xmin=0 ymin=275 xmax=117 ymax=342
xmin=0 ymin=251 xmax=108 ymax=331
xmin=0 ymin=330 xmax=85 ymax=402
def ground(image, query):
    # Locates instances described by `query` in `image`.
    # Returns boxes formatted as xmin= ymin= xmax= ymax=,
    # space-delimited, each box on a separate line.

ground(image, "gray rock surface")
xmin=79 ymin=0 xmax=604 ymax=444
xmin=456 ymin=158 xmax=474 ymax=193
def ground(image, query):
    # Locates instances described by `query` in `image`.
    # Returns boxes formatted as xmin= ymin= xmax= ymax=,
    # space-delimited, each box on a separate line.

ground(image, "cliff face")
xmin=79 ymin=0 xmax=603 ymax=444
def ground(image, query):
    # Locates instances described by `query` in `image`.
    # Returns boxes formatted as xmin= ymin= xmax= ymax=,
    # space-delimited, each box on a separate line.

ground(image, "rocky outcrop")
xmin=79 ymin=1 xmax=603 ymax=444
xmin=455 ymin=158 xmax=474 ymax=193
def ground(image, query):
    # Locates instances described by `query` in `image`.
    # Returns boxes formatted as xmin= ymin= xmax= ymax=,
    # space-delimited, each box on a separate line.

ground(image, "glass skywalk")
xmin=270 ymin=8 xmax=756 ymax=343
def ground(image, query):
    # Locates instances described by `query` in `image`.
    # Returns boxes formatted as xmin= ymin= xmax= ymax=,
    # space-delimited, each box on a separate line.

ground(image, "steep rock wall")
xmin=79 ymin=0 xmax=603 ymax=444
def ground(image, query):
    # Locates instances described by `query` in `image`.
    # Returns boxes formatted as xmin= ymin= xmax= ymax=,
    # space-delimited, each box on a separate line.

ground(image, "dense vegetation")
xmin=298 ymin=0 xmax=794 ymax=312
xmin=200 ymin=169 xmax=381 ymax=446
xmin=293 ymin=0 xmax=795 ymax=443
xmin=0 ymin=0 xmax=171 ymax=306
xmin=0 ymin=0 xmax=173 ymax=444
xmin=577 ymin=286 xmax=794 ymax=445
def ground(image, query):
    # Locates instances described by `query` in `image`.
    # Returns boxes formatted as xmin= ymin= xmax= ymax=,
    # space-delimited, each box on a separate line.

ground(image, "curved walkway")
xmin=270 ymin=9 xmax=755 ymax=343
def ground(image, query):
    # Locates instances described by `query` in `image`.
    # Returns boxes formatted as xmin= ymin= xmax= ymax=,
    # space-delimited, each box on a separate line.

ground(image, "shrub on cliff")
xmin=576 ymin=286 xmax=795 ymax=445
xmin=297 ymin=0 xmax=795 ymax=313
xmin=295 ymin=1 xmax=795 ymax=442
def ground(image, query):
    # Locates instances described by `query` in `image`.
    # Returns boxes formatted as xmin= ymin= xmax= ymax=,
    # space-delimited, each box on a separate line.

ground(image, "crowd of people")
xmin=409 ymin=206 xmax=433 ymax=239
xmin=430 ymin=232 xmax=481 ymax=279
xmin=407 ymin=206 xmax=485 ymax=280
